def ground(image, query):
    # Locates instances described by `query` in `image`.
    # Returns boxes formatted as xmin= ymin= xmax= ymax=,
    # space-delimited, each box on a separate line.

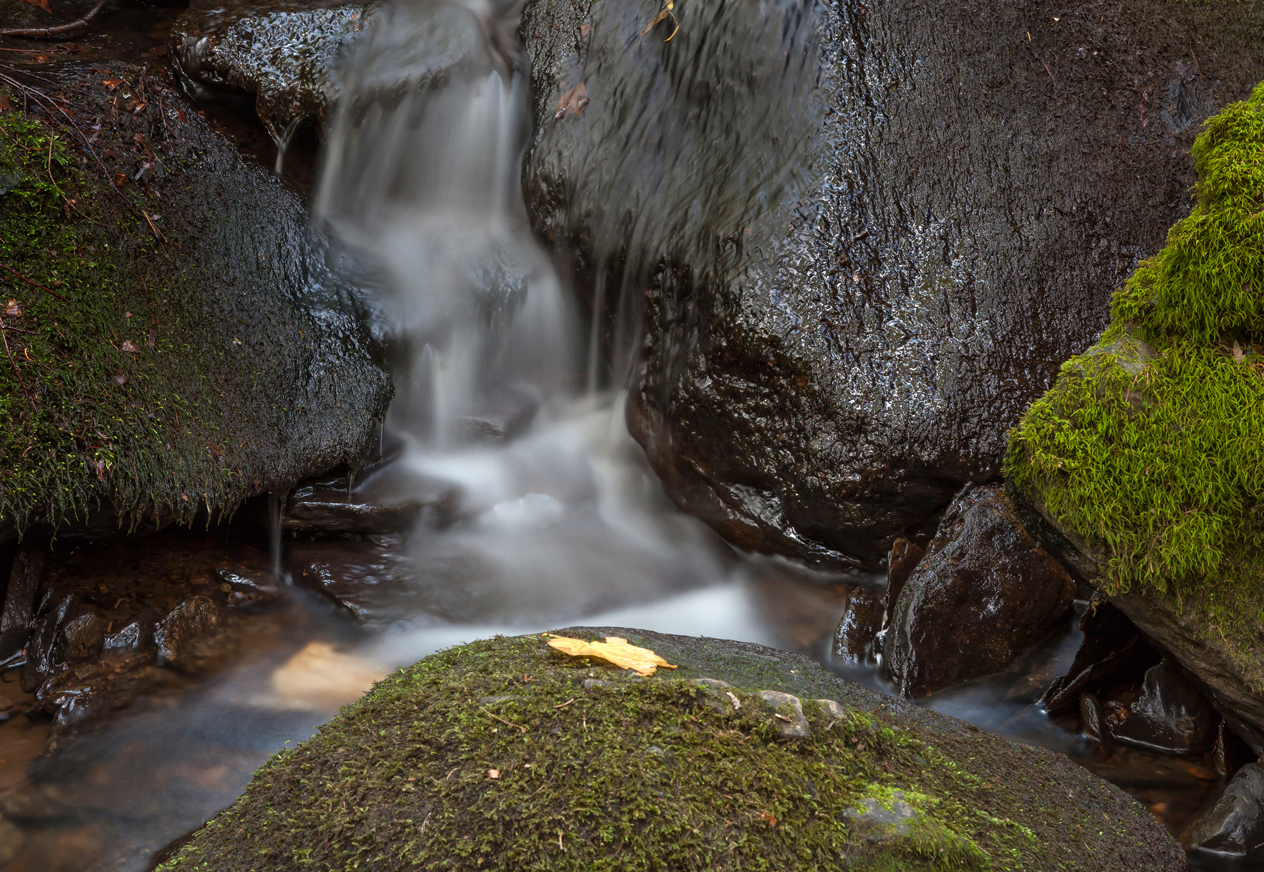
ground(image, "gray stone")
xmin=758 ymin=690 xmax=810 ymax=740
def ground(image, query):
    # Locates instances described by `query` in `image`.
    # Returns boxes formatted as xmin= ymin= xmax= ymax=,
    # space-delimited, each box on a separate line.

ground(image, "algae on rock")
xmin=156 ymin=629 xmax=1186 ymax=871
xmin=1005 ymin=83 xmax=1264 ymax=748
xmin=0 ymin=66 xmax=390 ymax=535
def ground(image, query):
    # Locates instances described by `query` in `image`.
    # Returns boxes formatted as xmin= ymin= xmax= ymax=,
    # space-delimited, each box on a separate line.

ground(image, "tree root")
xmin=0 ymin=0 xmax=110 ymax=39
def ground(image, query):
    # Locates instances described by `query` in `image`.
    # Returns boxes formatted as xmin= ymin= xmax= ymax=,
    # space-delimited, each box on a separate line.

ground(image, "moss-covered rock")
xmin=157 ymin=628 xmax=1186 ymax=871
xmin=0 ymin=64 xmax=390 ymax=535
xmin=1005 ymin=84 xmax=1264 ymax=749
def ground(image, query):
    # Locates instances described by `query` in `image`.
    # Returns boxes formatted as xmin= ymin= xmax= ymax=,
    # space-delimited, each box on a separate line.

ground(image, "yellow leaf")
xmin=546 ymin=635 xmax=677 ymax=676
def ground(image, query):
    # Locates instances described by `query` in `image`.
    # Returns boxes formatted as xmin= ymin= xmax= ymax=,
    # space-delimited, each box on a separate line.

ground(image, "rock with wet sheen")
xmin=170 ymin=0 xmax=374 ymax=138
xmin=156 ymin=596 xmax=228 ymax=675
xmin=520 ymin=0 xmax=1264 ymax=568
xmin=0 ymin=543 xmax=44 ymax=663
xmin=1042 ymin=594 xmax=1161 ymax=714
xmin=884 ymin=485 xmax=1076 ymax=697
xmin=1188 ymin=763 xmax=1264 ymax=856
xmin=830 ymin=584 xmax=884 ymax=665
xmin=1108 ymin=659 xmax=1219 ymax=756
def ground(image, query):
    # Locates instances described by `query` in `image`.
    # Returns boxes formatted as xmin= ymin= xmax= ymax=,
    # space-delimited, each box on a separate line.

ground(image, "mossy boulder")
xmin=1005 ymin=85 xmax=1264 ymax=750
xmin=0 ymin=64 xmax=390 ymax=535
xmin=157 ymin=628 xmax=1185 ymax=871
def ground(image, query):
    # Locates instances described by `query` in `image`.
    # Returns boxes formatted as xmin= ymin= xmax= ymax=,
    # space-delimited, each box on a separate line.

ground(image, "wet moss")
xmin=0 ymin=68 xmax=389 ymax=533
xmin=157 ymin=630 xmax=1184 ymax=872
xmin=1005 ymin=82 xmax=1264 ymax=622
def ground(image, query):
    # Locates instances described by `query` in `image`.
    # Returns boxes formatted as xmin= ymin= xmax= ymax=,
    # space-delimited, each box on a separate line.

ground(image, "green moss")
xmin=0 ymin=108 xmax=194 ymax=529
xmin=1004 ymin=82 xmax=1264 ymax=616
xmin=155 ymin=632 xmax=1180 ymax=872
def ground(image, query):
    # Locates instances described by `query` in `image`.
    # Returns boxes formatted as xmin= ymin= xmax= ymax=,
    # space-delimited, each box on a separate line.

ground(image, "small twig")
xmin=553 ymin=698 xmax=576 ymax=709
xmin=0 ymin=0 xmax=111 ymax=39
xmin=480 ymin=707 xmax=528 ymax=733
xmin=0 ymin=262 xmax=69 ymax=302
xmin=1040 ymin=58 xmax=1057 ymax=89
xmin=0 ymin=315 xmax=35 ymax=408
xmin=0 ymin=324 xmax=40 ymax=335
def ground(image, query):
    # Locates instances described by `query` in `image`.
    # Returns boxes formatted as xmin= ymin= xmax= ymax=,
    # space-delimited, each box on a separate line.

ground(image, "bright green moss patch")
xmin=1005 ymin=82 xmax=1264 ymax=615
xmin=156 ymin=630 xmax=1184 ymax=872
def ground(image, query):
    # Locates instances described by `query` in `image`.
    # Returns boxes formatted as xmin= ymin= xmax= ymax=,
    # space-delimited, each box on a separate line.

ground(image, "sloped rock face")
xmin=883 ymin=485 xmax=1076 ymax=697
xmin=0 ymin=65 xmax=390 ymax=533
xmin=157 ymin=628 xmax=1188 ymax=872
xmin=520 ymin=0 xmax=1264 ymax=568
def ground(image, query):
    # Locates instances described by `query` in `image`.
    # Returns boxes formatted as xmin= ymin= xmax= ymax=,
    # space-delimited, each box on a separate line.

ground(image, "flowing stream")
xmin=0 ymin=0 xmax=1243 ymax=869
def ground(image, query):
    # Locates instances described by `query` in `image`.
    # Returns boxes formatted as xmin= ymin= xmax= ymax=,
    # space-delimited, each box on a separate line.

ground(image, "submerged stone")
xmin=157 ymin=628 xmax=1186 ymax=872
xmin=884 ymin=485 xmax=1076 ymax=697
xmin=1108 ymin=659 xmax=1219 ymax=756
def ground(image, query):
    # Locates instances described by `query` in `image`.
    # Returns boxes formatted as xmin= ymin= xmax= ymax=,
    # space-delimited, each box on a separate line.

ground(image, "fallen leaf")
xmin=760 ymin=811 xmax=777 ymax=827
xmin=259 ymin=642 xmax=383 ymax=711
xmin=488 ymin=769 xmax=500 ymax=779
xmin=102 ymin=78 xmax=122 ymax=90
xmin=16 ymin=0 xmax=51 ymax=13
xmin=554 ymin=82 xmax=589 ymax=120
xmin=207 ymin=443 xmax=222 ymax=460
xmin=113 ymin=373 xmax=127 ymax=385
xmin=120 ymin=340 xmax=139 ymax=353
xmin=1232 ymin=340 xmax=1245 ymax=362
xmin=0 ymin=95 xmax=10 ymax=113
xmin=5 ymin=300 xmax=20 ymax=317
xmin=546 ymin=635 xmax=676 ymax=676
xmin=113 ymin=172 xmax=128 ymax=188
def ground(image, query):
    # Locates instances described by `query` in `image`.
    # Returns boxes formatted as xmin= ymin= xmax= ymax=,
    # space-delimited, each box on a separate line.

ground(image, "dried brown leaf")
xmin=554 ymin=82 xmax=589 ymax=120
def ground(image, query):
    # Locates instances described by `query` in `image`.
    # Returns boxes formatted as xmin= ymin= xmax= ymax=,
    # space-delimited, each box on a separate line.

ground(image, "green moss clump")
xmin=0 ymin=108 xmax=191 ymax=528
xmin=1005 ymin=82 xmax=1264 ymax=615
xmin=155 ymin=631 xmax=1183 ymax=872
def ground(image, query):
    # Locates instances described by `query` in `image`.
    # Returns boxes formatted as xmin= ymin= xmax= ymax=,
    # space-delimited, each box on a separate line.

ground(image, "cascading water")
xmin=304 ymin=0 xmax=804 ymax=658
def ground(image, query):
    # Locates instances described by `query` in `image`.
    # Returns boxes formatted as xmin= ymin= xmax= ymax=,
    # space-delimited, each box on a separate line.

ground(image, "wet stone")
xmin=0 ymin=543 xmax=44 ymax=664
xmin=60 ymin=612 xmax=105 ymax=662
xmin=1080 ymin=692 xmax=1110 ymax=749
xmin=21 ymin=593 xmax=84 ymax=693
xmin=461 ymin=387 xmax=539 ymax=443
xmin=758 ymin=690 xmax=809 ymax=740
xmin=155 ymin=596 xmax=227 ymax=675
xmin=1041 ymin=594 xmax=1160 ymax=715
xmin=884 ymin=485 xmax=1077 ymax=697
xmin=831 ymin=584 xmax=884 ymax=665
xmin=216 ymin=570 xmax=284 ymax=608
xmin=1108 ymin=659 xmax=1219 ymax=756
xmin=102 ymin=609 xmax=159 ymax=655
xmin=283 ymin=471 xmax=459 ymax=536
xmin=1215 ymin=720 xmax=1258 ymax=778
xmin=884 ymin=537 xmax=924 ymax=616
xmin=1188 ymin=762 xmax=1264 ymax=857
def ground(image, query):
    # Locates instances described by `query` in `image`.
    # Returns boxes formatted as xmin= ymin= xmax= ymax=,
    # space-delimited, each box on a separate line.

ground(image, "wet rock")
xmin=830 ymin=584 xmax=884 ymax=665
xmin=1042 ymin=594 xmax=1161 ymax=715
xmin=155 ymin=597 xmax=227 ymax=675
xmin=1108 ymin=659 xmax=1219 ymax=756
xmin=287 ymin=539 xmax=411 ymax=623
xmin=520 ymin=0 xmax=1264 ymax=568
xmin=1081 ymin=693 xmax=1110 ymax=749
xmin=0 ymin=65 xmax=390 ymax=535
xmin=102 ymin=609 xmax=159 ymax=655
xmin=21 ymin=593 xmax=83 ymax=693
xmin=60 ymin=612 xmax=105 ymax=662
xmin=0 ymin=542 xmax=44 ymax=663
xmin=1215 ymin=721 xmax=1258 ymax=778
xmin=758 ymin=690 xmax=810 ymax=740
xmin=1187 ymin=763 xmax=1264 ymax=856
xmin=460 ymin=387 xmax=539 ymax=443
xmin=885 ymin=485 xmax=1076 ymax=697
xmin=216 ymin=570 xmax=284 ymax=608
xmin=283 ymin=468 xmax=458 ymax=535
xmin=158 ymin=627 xmax=1188 ymax=871
xmin=883 ymin=538 xmax=924 ymax=616
xmin=170 ymin=0 xmax=374 ymax=141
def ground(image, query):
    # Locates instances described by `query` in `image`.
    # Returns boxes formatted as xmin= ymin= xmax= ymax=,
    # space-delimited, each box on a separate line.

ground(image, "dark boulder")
xmin=1187 ymin=763 xmax=1264 ymax=857
xmin=884 ymin=485 xmax=1076 ymax=697
xmin=884 ymin=538 xmax=924 ymax=618
xmin=0 ymin=64 xmax=390 ymax=536
xmin=519 ymin=0 xmax=1264 ymax=568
